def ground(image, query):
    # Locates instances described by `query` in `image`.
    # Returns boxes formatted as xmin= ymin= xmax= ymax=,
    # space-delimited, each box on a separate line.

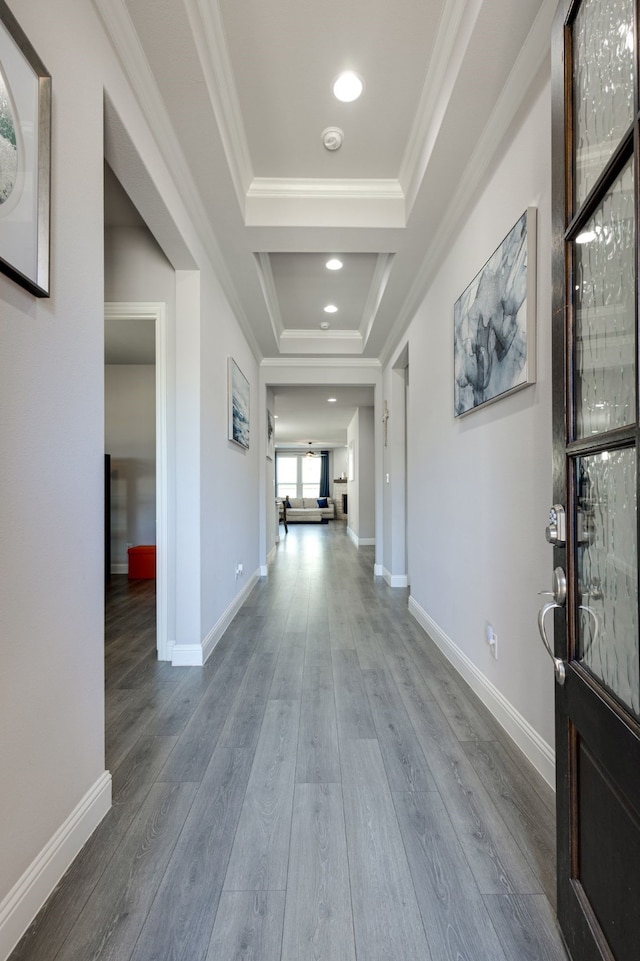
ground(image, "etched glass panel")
xmin=573 ymin=0 xmax=634 ymax=205
xmin=574 ymin=159 xmax=635 ymax=436
xmin=576 ymin=449 xmax=639 ymax=717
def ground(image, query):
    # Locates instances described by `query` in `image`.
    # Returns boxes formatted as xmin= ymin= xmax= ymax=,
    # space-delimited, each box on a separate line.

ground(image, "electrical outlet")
xmin=235 ymin=563 xmax=244 ymax=579
xmin=486 ymin=625 xmax=498 ymax=659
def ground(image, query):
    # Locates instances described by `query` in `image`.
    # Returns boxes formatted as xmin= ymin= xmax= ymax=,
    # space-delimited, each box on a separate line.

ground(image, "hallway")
xmin=11 ymin=524 xmax=568 ymax=961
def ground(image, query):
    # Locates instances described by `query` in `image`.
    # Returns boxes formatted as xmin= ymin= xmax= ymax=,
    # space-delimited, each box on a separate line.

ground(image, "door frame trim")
xmin=105 ymin=301 xmax=170 ymax=661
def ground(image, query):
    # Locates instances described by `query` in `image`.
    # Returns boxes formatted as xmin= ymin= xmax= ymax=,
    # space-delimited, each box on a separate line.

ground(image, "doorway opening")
xmin=105 ymin=301 xmax=169 ymax=660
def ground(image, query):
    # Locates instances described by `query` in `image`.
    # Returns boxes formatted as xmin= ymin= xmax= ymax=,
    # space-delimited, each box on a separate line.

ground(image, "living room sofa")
xmin=282 ymin=496 xmax=335 ymax=523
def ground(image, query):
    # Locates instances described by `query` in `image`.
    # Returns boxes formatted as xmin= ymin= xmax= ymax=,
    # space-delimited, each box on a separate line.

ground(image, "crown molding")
xmin=381 ymin=0 xmax=556 ymax=367
xmin=279 ymin=329 xmax=364 ymax=355
xmin=254 ymin=252 xmax=284 ymax=341
xmin=182 ymin=0 xmax=253 ymax=211
xmin=400 ymin=0 xmax=482 ymax=217
xmin=280 ymin=329 xmax=363 ymax=340
xmin=246 ymin=179 xmax=406 ymax=228
xmin=247 ymin=178 xmax=404 ymax=200
xmin=261 ymin=356 xmax=381 ymax=369
xmin=359 ymin=253 xmax=395 ymax=344
xmin=93 ymin=0 xmax=263 ymax=361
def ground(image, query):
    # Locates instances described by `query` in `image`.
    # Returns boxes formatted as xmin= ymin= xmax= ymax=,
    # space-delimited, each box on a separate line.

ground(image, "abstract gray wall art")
xmin=454 ymin=208 xmax=537 ymax=416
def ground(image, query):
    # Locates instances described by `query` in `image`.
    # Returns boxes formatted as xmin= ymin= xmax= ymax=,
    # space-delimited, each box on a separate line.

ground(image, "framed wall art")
xmin=228 ymin=357 xmax=250 ymax=450
xmin=454 ymin=207 xmax=537 ymax=417
xmin=266 ymin=408 xmax=275 ymax=460
xmin=0 ymin=0 xmax=51 ymax=297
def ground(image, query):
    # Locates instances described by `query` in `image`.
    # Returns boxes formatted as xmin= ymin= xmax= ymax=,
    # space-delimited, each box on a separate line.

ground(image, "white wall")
xmin=387 ymin=61 xmax=555 ymax=779
xmin=382 ymin=364 xmax=408 ymax=585
xmin=0 ymin=2 xmax=112 ymax=951
xmin=199 ymin=272 xmax=259 ymax=652
xmin=105 ymin=365 xmax=156 ymax=565
xmin=0 ymin=1 xmax=262 ymax=954
xmin=265 ymin=388 xmax=277 ymax=564
xmin=347 ymin=407 xmax=376 ymax=545
xmin=333 ymin=446 xmax=348 ymax=479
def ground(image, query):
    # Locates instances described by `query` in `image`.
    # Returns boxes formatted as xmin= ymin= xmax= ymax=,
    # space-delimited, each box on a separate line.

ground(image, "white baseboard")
xmin=0 ymin=772 xmax=112 ymax=961
xmin=346 ymin=527 xmax=375 ymax=548
xmin=408 ymin=597 xmax=556 ymax=789
xmin=171 ymin=571 xmax=260 ymax=666
xmin=382 ymin=566 xmax=408 ymax=588
xmin=110 ymin=563 xmax=128 ymax=575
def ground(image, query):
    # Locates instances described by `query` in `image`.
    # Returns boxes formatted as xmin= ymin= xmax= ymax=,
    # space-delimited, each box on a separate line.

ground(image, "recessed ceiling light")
xmin=333 ymin=71 xmax=363 ymax=102
xmin=320 ymin=321 xmax=330 ymax=330
xmin=324 ymin=304 xmax=338 ymax=313
xmin=328 ymin=398 xmax=337 ymax=403
xmin=326 ymin=258 xmax=343 ymax=270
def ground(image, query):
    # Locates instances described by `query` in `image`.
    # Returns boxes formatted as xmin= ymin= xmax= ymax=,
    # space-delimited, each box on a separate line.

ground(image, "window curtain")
xmin=320 ymin=451 xmax=330 ymax=498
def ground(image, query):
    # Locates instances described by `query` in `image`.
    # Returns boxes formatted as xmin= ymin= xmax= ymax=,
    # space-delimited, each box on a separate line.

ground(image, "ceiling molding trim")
xmin=246 ymin=178 xmax=406 ymax=227
xmin=278 ymin=329 xmax=364 ymax=355
xmin=247 ymin=178 xmax=405 ymax=200
xmin=94 ymin=0 xmax=263 ymax=362
xmin=400 ymin=0 xmax=482 ymax=217
xmin=280 ymin=330 xmax=363 ymax=341
xmin=381 ymin=0 xmax=556 ymax=367
xmin=261 ymin=356 xmax=381 ymax=369
xmin=246 ymin=181 xmax=406 ymax=228
xmin=359 ymin=253 xmax=395 ymax=344
xmin=182 ymin=0 xmax=253 ymax=211
xmin=254 ymin=253 xmax=284 ymax=341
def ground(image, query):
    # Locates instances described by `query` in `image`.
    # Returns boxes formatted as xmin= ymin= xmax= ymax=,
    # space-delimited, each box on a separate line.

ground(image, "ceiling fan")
xmin=304 ymin=441 xmax=318 ymax=457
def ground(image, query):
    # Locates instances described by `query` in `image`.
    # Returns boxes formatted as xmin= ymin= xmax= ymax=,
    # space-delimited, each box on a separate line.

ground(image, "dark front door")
xmin=549 ymin=1 xmax=640 ymax=959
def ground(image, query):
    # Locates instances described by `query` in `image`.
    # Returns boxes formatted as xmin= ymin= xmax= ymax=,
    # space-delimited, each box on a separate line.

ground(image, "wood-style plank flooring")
xmin=10 ymin=522 xmax=570 ymax=961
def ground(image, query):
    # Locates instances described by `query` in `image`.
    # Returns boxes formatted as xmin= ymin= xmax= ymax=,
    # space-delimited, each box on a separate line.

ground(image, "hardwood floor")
xmin=10 ymin=523 xmax=569 ymax=961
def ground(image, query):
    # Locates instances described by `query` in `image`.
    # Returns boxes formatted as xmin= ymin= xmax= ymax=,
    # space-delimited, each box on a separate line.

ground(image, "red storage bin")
xmin=128 ymin=545 xmax=156 ymax=579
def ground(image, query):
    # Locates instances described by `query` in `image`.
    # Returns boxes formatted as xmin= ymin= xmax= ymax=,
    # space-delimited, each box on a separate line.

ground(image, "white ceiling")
xmin=101 ymin=0 xmax=553 ymax=443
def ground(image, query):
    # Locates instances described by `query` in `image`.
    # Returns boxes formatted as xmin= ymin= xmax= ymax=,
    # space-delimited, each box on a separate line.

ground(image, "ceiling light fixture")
xmin=333 ymin=71 xmax=363 ymax=102
xmin=328 ymin=398 xmax=337 ymax=403
xmin=326 ymin=258 xmax=343 ymax=270
xmin=324 ymin=304 xmax=338 ymax=313
xmin=320 ymin=321 xmax=330 ymax=330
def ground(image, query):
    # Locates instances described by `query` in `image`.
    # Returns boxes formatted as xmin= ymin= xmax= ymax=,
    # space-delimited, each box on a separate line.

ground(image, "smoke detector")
xmin=322 ymin=127 xmax=344 ymax=151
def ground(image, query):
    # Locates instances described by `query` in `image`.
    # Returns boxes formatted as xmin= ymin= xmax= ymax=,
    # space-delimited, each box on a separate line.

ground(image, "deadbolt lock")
xmin=545 ymin=504 xmax=566 ymax=547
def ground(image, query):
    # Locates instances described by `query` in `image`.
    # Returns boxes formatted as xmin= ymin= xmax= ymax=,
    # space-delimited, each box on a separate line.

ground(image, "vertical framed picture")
xmin=266 ymin=408 xmax=275 ymax=460
xmin=0 ymin=0 xmax=51 ymax=297
xmin=228 ymin=357 xmax=250 ymax=449
xmin=454 ymin=208 xmax=537 ymax=416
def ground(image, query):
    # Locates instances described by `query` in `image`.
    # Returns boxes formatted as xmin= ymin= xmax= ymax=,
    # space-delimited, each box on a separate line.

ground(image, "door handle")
xmin=537 ymin=602 xmax=567 ymax=686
